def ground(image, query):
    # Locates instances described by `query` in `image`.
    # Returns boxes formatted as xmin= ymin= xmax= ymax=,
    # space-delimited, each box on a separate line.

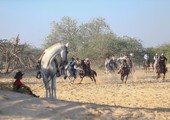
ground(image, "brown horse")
xmin=78 ymin=60 xmax=97 ymax=84
xmin=118 ymin=62 xmax=130 ymax=84
xmin=79 ymin=69 xmax=97 ymax=84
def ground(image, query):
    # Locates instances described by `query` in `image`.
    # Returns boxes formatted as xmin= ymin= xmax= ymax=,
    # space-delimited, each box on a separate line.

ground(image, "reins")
xmin=32 ymin=73 xmax=56 ymax=92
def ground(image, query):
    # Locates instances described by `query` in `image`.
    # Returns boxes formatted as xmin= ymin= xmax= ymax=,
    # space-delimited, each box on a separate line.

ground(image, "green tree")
xmin=43 ymin=17 xmax=145 ymax=67
xmin=44 ymin=16 xmax=79 ymax=52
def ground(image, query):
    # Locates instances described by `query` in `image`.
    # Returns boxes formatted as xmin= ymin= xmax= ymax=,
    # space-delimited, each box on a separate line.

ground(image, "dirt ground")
xmin=0 ymin=65 xmax=170 ymax=120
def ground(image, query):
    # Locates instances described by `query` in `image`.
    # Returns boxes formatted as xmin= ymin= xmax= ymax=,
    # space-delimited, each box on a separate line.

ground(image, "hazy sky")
xmin=1 ymin=0 xmax=170 ymax=48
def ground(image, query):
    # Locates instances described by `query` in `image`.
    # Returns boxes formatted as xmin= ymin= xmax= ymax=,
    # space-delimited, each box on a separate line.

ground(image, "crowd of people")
xmin=144 ymin=52 xmax=167 ymax=69
xmin=106 ymin=52 xmax=168 ymax=74
xmin=67 ymin=57 xmax=92 ymax=79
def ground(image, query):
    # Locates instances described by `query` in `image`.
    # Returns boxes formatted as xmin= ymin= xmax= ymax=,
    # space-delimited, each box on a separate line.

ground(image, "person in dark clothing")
xmin=159 ymin=53 xmax=167 ymax=71
xmin=69 ymin=57 xmax=76 ymax=79
xmin=84 ymin=58 xmax=91 ymax=75
xmin=13 ymin=71 xmax=39 ymax=97
xmin=118 ymin=59 xmax=129 ymax=74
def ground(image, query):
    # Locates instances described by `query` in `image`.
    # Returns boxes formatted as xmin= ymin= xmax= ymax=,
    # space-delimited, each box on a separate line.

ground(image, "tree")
xmin=44 ymin=16 xmax=79 ymax=52
xmin=0 ymin=35 xmax=36 ymax=73
xmin=75 ymin=18 xmax=113 ymax=60
xmin=43 ymin=17 xmax=145 ymax=67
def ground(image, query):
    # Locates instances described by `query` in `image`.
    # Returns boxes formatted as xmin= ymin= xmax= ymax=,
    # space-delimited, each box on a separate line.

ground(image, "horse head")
xmin=60 ymin=43 xmax=69 ymax=65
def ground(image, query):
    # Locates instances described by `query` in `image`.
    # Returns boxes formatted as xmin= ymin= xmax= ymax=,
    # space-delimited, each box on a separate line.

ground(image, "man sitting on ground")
xmin=13 ymin=71 xmax=39 ymax=97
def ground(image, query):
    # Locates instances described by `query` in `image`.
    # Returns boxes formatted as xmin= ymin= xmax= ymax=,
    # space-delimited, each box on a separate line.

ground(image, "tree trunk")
xmin=4 ymin=62 xmax=10 ymax=73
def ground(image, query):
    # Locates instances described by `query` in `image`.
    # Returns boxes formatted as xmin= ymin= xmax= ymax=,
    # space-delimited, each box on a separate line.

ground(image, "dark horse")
xmin=78 ymin=60 xmax=97 ymax=84
xmin=154 ymin=59 xmax=167 ymax=80
xmin=118 ymin=62 xmax=130 ymax=84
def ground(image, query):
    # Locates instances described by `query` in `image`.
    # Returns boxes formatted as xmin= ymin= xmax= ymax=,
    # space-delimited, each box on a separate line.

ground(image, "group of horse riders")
xmin=143 ymin=52 xmax=167 ymax=73
xmin=105 ymin=54 xmax=133 ymax=73
xmin=104 ymin=54 xmax=133 ymax=84
xmin=66 ymin=57 xmax=92 ymax=79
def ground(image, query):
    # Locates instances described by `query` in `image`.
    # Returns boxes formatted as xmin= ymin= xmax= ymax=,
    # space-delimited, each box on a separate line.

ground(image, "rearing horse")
xmin=40 ymin=43 xmax=68 ymax=99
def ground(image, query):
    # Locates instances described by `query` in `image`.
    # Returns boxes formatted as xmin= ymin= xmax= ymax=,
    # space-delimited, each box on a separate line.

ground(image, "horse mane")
xmin=42 ymin=43 xmax=64 ymax=67
xmin=45 ymin=43 xmax=62 ymax=51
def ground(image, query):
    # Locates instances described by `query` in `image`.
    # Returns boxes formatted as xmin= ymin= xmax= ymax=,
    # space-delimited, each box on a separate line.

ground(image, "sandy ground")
xmin=0 ymin=65 xmax=170 ymax=120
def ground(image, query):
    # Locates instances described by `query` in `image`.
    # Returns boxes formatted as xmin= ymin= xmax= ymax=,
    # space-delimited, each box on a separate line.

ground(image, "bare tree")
xmin=0 ymin=34 xmax=27 ymax=73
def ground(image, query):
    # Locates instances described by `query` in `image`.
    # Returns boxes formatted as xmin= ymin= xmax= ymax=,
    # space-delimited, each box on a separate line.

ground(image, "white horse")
xmin=40 ymin=43 xmax=68 ymax=99
xmin=64 ymin=64 xmax=82 ymax=83
xmin=153 ymin=57 xmax=159 ymax=73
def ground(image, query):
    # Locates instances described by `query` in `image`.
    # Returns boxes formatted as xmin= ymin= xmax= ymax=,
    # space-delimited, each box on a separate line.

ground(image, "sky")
xmin=0 ymin=0 xmax=170 ymax=48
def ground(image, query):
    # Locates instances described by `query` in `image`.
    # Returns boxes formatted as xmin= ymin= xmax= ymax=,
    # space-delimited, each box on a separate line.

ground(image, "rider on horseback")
xmin=153 ymin=53 xmax=159 ymax=61
xmin=75 ymin=57 xmax=81 ymax=68
xmin=143 ymin=52 xmax=150 ymax=67
xmin=84 ymin=58 xmax=91 ymax=75
xmin=159 ymin=53 xmax=167 ymax=71
xmin=118 ymin=59 xmax=129 ymax=74
xmin=69 ymin=57 xmax=76 ymax=79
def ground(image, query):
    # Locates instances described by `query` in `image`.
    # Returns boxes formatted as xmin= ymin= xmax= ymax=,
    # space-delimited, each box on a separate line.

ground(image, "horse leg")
xmin=71 ymin=77 xmax=75 ymax=84
xmin=79 ymin=77 xmax=84 ymax=84
xmin=89 ymin=76 xmax=96 ymax=84
xmin=157 ymin=73 xmax=160 ymax=79
xmin=89 ymin=76 xmax=94 ymax=82
xmin=43 ymin=75 xmax=50 ymax=98
xmin=92 ymin=76 xmax=96 ymax=84
xmin=121 ymin=74 xmax=124 ymax=83
xmin=125 ymin=74 xmax=128 ymax=84
xmin=163 ymin=73 xmax=165 ymax=80
xmin=51 ymin=75 xmax=57 ymax=99
xmin=144 ymin=67 xmax=146 ymax=73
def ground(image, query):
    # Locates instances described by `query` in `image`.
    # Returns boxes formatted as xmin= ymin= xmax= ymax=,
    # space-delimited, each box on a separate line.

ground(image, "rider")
xmin=69 ymin=57 xmax=76 ymax=79
xmin=153 ymin=53 xmax=159 ymax=63
xmin=109 ymin=56 xmax=116 ymax=70
xmin=123 ymin=54 xmax=132 ymax=70
xmin=75 ymin=58 xmax=81 ymax=68
xmin=84 ymin=58 xmax=91 ymax=75
xmin=159 ymin=53 xmax=167 ymax=70
xmin=144 ymin=52 xmax=150 ymax=61
xmin=153 ymin=53 xmax=159 ymax=61
xmin=143 ymin=52 xmax=150 ymax=67
xmin=105 ymin=56 xmax=113 ymax=70
xmin=118 ymin=59 xmax=129 ymax=74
